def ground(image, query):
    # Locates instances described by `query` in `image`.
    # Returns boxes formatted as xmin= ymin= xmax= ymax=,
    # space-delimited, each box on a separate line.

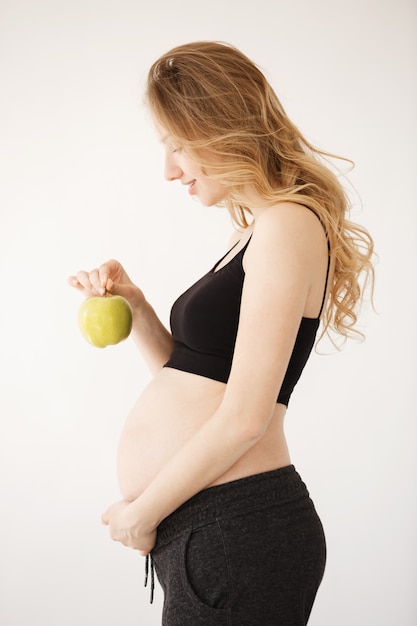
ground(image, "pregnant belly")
xmin=116 ymin=368 xmax=226 ymax=501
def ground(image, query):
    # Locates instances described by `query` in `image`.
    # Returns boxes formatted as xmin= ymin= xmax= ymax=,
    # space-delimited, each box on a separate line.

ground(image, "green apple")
xmin=78 ymin=295 xmax=133 ymax=348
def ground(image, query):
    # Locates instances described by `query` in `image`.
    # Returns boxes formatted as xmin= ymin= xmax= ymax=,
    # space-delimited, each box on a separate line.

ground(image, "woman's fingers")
xmin=67 ymin=274 xmax=90 ymax=295
xmin=68 ymin=269 xmax=105 ymax=296
xmin=87 ymin=268 xmax=106 ymax=294
xmin=68 ymin=261 xmax=142 ymax=305
xmin=75 ymin=269 xmax=104 ymax=295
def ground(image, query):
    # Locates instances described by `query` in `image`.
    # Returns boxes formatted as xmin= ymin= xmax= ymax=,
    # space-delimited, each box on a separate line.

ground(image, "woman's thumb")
xmin=105 ymin=278 xmax=117 ymax=294
xmin=105 ymin=279 xmax=133 ymax=301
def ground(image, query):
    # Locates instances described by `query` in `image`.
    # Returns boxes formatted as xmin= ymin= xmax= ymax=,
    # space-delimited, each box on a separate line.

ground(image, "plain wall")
xmin=1 ymin=0 xmax=416 ymax=624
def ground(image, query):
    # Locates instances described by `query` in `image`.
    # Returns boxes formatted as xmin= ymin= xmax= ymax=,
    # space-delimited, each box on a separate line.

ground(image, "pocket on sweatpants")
xmin=182 ymin=520 xmax=231 ymax=611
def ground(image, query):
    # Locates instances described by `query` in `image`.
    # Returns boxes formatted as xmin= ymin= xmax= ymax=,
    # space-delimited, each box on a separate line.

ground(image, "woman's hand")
xmin=68 ymin=259 xmax=146 ymax=311
xmin=69 ymin=257 xmax=174 ymax=376
xmin=101 ymin=499 xmax=157 ymax=556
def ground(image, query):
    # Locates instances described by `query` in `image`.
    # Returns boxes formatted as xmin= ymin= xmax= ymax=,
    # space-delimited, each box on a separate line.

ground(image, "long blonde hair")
xmin=146 ymin=41 xmax=374 ymax=342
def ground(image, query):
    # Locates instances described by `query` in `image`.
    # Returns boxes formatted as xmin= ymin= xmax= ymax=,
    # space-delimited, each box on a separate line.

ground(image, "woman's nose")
xmin=164 ymin=154 xmax=182 ymax=181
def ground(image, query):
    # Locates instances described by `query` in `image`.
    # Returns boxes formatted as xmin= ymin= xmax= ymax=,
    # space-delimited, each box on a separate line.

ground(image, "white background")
xmin=1 ymin=0 xmax=416 ymax=624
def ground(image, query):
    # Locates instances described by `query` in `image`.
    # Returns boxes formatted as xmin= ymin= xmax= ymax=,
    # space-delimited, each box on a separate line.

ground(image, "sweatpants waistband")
xmin=156 ymin=465 xmax=308 ymax=546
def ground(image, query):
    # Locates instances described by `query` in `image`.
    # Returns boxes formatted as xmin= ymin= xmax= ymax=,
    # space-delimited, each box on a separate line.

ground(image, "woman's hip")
xmin=151 ymin=466 xmax=326 ymax=625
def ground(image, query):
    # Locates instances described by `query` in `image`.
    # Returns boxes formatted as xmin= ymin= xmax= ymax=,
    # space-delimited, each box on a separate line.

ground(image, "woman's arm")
xmin=128 ymin=299 xmax=174 ymax=375
xmin=68 ymin=259 xmax=174 ymax=374
xmin=102 ymin=204 xmax=329 ymax=554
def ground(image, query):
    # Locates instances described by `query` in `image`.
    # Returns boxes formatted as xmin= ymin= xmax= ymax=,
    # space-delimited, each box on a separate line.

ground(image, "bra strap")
xmin=318 ymin=245 xmax=331 ymax=318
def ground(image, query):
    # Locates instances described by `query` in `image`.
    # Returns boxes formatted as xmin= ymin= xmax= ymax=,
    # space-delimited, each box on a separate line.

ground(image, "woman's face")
xmin=157 ymin=128 xmax=228 ymax=207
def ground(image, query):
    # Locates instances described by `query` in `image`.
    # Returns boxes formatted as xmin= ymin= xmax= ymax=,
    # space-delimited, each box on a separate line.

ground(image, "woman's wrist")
xmin=129 ymin=493 xmax=160 ymax=533
xmin=131 ymin=297 xmax=152 ymax=320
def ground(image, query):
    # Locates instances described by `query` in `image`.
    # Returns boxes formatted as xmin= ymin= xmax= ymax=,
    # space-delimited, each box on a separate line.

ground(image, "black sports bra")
xmin=164 ymin=235 xmax=330 ymax=405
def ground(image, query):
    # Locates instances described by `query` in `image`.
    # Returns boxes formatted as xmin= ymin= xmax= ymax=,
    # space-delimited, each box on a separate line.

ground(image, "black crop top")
xmin=164 ymin=236 xmax=330 ymax=405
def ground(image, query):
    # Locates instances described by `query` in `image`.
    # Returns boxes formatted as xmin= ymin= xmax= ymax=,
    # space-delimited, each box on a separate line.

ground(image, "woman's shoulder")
xmin=252 ymin=202 xmax=326 ymax=246
xmin=257 ymin=201 xmax=319 ymax=225
xmin=242 ymin=203 xmax=328 ymax=281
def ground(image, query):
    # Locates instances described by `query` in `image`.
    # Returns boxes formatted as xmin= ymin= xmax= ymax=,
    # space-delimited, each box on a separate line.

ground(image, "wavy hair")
xmin=146 ymin=41 xmax=375 ymax=343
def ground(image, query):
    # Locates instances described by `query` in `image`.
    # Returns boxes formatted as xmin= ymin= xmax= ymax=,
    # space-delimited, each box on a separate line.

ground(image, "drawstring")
xmin=144 ymin=553 xmax=155 ymax=604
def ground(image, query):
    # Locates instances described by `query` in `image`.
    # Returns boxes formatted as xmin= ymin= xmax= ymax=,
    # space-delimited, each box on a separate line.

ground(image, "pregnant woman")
xmin=69 ymin=41 xmax=374 ymax=625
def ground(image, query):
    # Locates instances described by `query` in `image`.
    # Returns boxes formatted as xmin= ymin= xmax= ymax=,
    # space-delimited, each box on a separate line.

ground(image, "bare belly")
xmin=116 ymin=368 xmax=291 ymax=502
